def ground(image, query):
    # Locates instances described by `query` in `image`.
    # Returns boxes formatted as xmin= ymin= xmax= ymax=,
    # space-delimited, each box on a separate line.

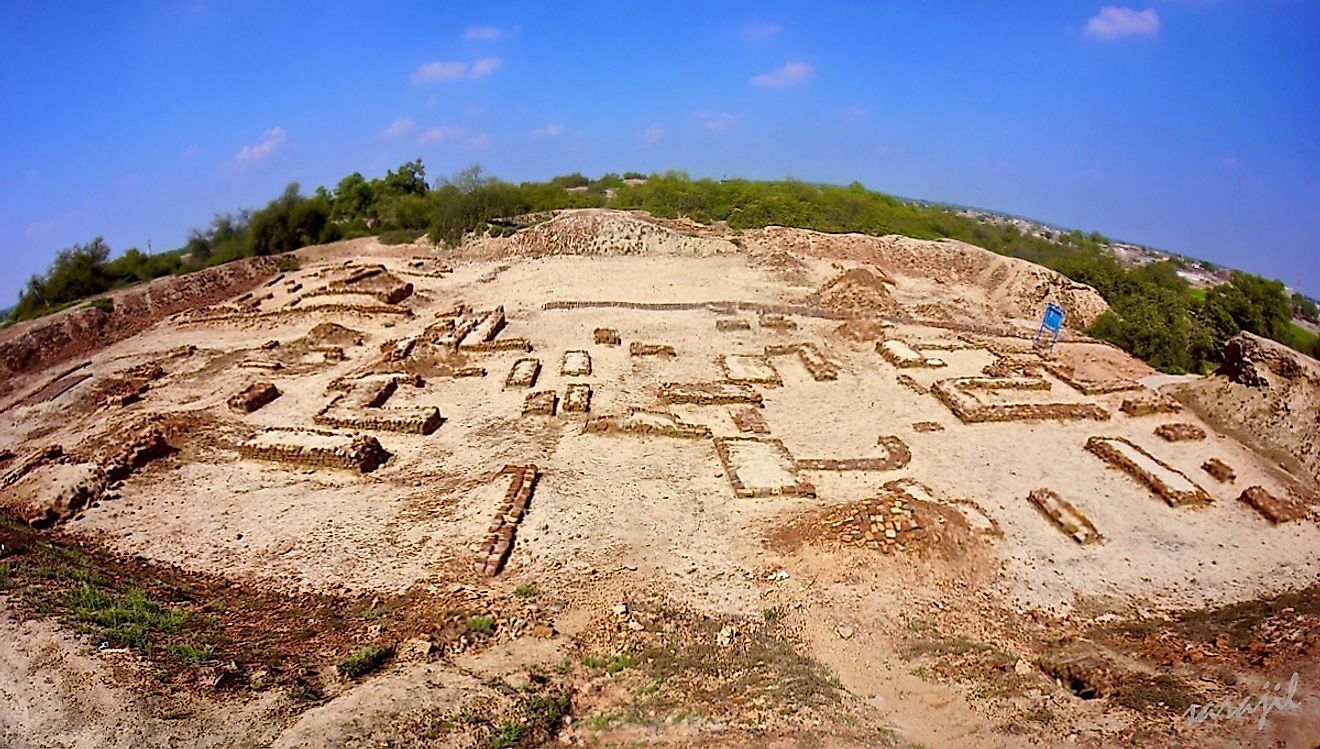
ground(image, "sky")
xmin=2 ymin=0 xmax=1318 ymax=304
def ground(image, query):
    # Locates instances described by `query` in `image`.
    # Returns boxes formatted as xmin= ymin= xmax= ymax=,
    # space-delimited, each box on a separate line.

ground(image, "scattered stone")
xmin=1202 ymin=458 xmax=1236 ymax=483
xmin=1154 ymin=423 xmax=1207 ymax=442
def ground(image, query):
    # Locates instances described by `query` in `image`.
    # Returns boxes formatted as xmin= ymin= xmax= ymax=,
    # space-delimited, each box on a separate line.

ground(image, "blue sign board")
xmin=1041 ymin=303 xmax=1065 ymax=334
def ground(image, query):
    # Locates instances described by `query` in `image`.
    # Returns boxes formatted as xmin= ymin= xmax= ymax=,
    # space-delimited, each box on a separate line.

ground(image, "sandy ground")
xmin=2 ymin=211 xmax=1317 ymax=747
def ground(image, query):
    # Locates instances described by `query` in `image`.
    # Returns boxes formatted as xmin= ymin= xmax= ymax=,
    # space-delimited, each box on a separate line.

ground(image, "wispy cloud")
xmin=640 ymin=124 xmax=665 ymax=147
xmin=418 ymin=125 xmax=466 ymax=144
xmin=25 ymin=220 xmax=54 ymax=237
xmin=463 ymin=133 xmax=493 ymax=150
xmin=410 ymin=58 xmax=502 ymax=84
xmin=470 ymin=57 xmax=502 ymax=79
xmin=741 ymin=20 xmax=781 ymax=41
xmin=235 ymin=127 xmax=286 ymax=162
xmin=462 ymin=24 xmax=519 ymax=41
xmin=751 ymin=61 xmax=814 ymax=87
xmin=1084 ymin=6 xmax=1160 ymax=40
xmin=692 ymin=111 xmax=740 ymax=133
xmin=531 ymin=123 xmax=564 ymax=138
xmin=382 ymin=118 xmax=416 ymax=138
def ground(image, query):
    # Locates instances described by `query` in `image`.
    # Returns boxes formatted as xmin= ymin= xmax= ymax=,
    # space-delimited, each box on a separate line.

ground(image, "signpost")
xmin=1033 ymin=302 xmax=1066 ymax=354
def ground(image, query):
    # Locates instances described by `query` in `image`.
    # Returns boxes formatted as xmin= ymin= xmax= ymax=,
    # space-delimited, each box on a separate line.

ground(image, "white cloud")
xmin=25 ymin=220 xmax=54 ymax=237
xmin=462 ymin=24 xmax=519 ymax=40
xmin=640 ymin=124 xmax=665 ymax=147
xmin=741 ymin=20 xmax=781 ymax=40
xmin=751 ymin=61 xmax=814 ymax=87
xmin=1084 ymin=7 xmax=1160 ymax=40
xmin=235 ymin=127 xmax=286 ymax=162
xmin=470 ymin=57 xmax=502 ymax=79
xmin=382 ymin=118 xmax=416 ymax=138
xmin=411 ymin=61 xmax=468 ymax=83
xmin=182 ymin=144 xmax=200 ymax=159
xmin=418 ymin=125 xmax=466 ymax=144
xmin=692 ymin=111 xmax=740 ymax=133
xmin=463 ymin=133 xmax=493 ymax=150
xmin=531 ymin=123 xmax=564 ymax=138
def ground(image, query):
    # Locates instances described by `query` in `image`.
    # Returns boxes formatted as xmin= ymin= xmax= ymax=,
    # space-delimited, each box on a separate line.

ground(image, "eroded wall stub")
xmin=716 ymin=319 xmax=752 ymax=332
xmin=1154 ymin=423 xmax=1206 ymax=442
xmin=794 ymin=435 xmax=911 ymax=472
xmin=561 ymin=350 xmax=592 ymax=377
xmin=583 ymin=410 xmax=711 ymax=439
xmin=660 ymin=381 xmax=763 ymax=406
xmin=884 ymin=478 xmax=1002 ymax=537
xmin=718 ymin=354 xmax=782 ymax=386
xmin=593 ymin=328 xmax=622 ymax=346
xmin=228 ymin=382 xmax=280 ymax=413
xmin=762 ymin=342 xmax=839 ymax=381
xmin=629 ymin=342 xmax=676 ymax=357
xmin=759 ymin=313 xmax=797 ymax=331
xmin=1119 ymin=392 xmax=1183 ymax=417
xmin=713 ymin=437 xmax=816 ymax=498
xmin=931 ymin=377 xmax=1111 ymax=424
xmin=731 ymin=407 xmax=769 ymax=434
xmin=1085 ymin=436 xmax=1211 ymax=507
xmin=315 ymin=376 xmax=442 ymax=435
xmin=1045 ymin=362 xmax=1142 ymax=395
xmin=1237 ymin=486 xmax=1309 ymax=524
xmin=896 ymin=374 xmax=928 ymax=395
xmin=473 ymin=464 xmax=540 ymax=576
xmin=912 ymin=421 xmax=944 ymax=432
xmin=1202 ymin=458 xmax=1236 ymax=483
xmin=1028 ymin=488 xmax=1102 ymax=545
xmin=562 ymin=384 xmax=592 ymax=413
xmin=505 ymin=358 xmax=542 ymax=388
xmin=234 ymin=429 xmax=388 ymax=473
xmin=824 ymin=490 xmax=925 ymax=552
xmin=523 ymin=390 xmax=558 ymax=416
xmin=878 ymin=339 xmax=946 ymax=369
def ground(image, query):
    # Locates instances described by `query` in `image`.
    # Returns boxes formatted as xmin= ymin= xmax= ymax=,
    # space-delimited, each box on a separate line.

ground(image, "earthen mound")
xmin=305 ymin=323 xmax=365 ymax=347
xmin=808 ymin=267 xmax=896 ymax=317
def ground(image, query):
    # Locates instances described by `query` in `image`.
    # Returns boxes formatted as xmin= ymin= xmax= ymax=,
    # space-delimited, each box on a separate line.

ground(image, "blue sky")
xmin=2 ymin=1 xmax=1318 ymax=303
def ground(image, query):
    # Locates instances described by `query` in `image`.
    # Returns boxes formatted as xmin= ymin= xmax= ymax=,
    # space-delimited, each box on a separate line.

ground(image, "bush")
xmin=338 ymin=644 xmax=392 ymax=678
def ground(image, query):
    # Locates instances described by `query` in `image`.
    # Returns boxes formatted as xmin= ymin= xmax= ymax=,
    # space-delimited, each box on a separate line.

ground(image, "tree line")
xmin=9 ymin=166 xmax=1317 ymax=368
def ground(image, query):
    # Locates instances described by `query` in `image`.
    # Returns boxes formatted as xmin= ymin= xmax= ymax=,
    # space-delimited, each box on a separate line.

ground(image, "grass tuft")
xmin=338 ymin=644 xmax=392 ymax=678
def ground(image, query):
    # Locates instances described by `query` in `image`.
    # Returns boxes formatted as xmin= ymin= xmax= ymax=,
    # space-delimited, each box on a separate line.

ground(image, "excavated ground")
xmin=0 ymin=209 xmax=1317 ymax=748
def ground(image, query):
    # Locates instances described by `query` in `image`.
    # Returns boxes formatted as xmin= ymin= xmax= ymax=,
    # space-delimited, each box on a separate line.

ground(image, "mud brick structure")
xmin=1045 ymin=362 xmax=1142 ymax=395
xmin=459 ymin=306 xmax=506 ymax=349
xmin=878 ymin=339 xmax=946 ymax=369
xmin=795 ymin=436 xmax=910 ymax=472
xmin=1237 ymin=485 xmax=1308 ymax=524
xmin=718 ymin=354 xmax=781 ymax=386
xmin=1028 ymin=488 xmax=1102 ymax=545
xmin=896 ymin=374 xmax=928 ymax=395
xmin=932 ymin=377 xmax=1111 ymax=424
xmin=183 ymin=302 xmax=413 ymax=325
xmin=731 ymin=407 xmax=769 ymax=434
xmin=762 ymin=342 xmax=839 ymax=381
xmin=983 ymin=355 xmax=1045 ymax=379
xmin=824 ymin=486 xmax=926 ymax=552
xmin=0 ymin=445 xmax=64 ymax=492
xmin=307 ymin=266 xmax=415 ymax=304
xmin=758 ymin=313 xmax=797 ymax=330
xmin=1085 ymin=436 xmax=1211 ymax=506
xmin=716 ymin=318 xmax=752 ymax=332
xmin=543 ymin=299 xmax=852 ymax=321
xmin=912 ymin=421 xmax=944 ymax=432
xmin=885 ymin=478 xmax=1002 ymax=537
xmin=629 ymin=342 xmax=676 ymax=357
xmin=315 ymin=377 xmax=442 ymax=435
xmin=1154 ymin=423 xmax=1207 ymax=442
xmin=463 ymin=338 xmax=533 ymax=353
xmin=235 ymin=429 xmax=388 ymax=473
xmin=593 ymin=328 xmax=622 ymax=346
xmin=562 ymin=383 xmax=591 ymax=413
xmin=474 ymin=465 xmax=540 ymax=576
xmin=583 ymin=409 xmax=711 ymax=439
xmin=713 ymin=437 xmax=816 ymax=498
xmin=238 ymin=360 xmax=284 ymax=372
xmin=228 ymin=382 xmax=281 ymax=413
xmin=452 ymin=366 xmax=486 ymax=378
xmin=561 ymin=350 xmax=592 ymax=377
xmin=523 ymin=390 xmax=558 ymax=416
xmin=1202 ymin=458 xmax=1236 ymax=483
xmin=505 ymin=358 xmax=541 ymax=388
xmin=102 ymin=425 xmax=173 ymax=483
xmin=660 ymin=381 xmax=764 ymax=406
xmin=1119 ymin=392 xmax=1183 ymax=417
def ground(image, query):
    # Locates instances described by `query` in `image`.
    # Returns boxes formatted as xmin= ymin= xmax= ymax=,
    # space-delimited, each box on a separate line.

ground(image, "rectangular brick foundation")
xmin=505 ymin=358 xmax=541 ymax=388
xmin=1085 ymin=436 xmax=1211 ymax=506
xmin=714 ymin=437 xmax=815 ymax=498
xmin=563 ymin=384 xmax=591 ymax=413
xmin=660 ymin=381 xmax=763 ymax=406
xmin=473 ymin=465 xmax=540 ymax=576
xmin=228 ymin=382 xmax=280 ymax=413
xmin=523 ymin=390 xmax=558 ymax=416
xmin=1029 ymin=488 xmax=1102 ymax=544
xmin=1237 ymin=486 xmax=1308 ymax=524
xmin=561 ymin=350 xmax=592 ymax=377
xmin=932 ymin=377 xmax=1110 ymax=423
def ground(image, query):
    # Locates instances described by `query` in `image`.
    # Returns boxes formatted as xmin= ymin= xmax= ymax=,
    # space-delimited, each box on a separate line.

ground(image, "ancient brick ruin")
xmin=593 ymin=328 xmax=622 ymax=346
xmin=660 ymin=381 xmax=764 ymax=406
xmin=1202 ymin=458 xmax=1236 ymax=483
xmin=762 ymin=342 xmax=839 ymax=381
xmin=561 ymin=350 xmax=592 ymax=377
xmin=896 ymin=374 xmax=928 ymax=395
xmin=912 ymin=421 xmax=944 ymax=432
xmin=731 ymin=407 xmax=769 ymax=434
xmin=583 ymin=410 xmax=711 ymax=439
xmin=714 ymin=437 xmax=816 ymax=498
xmin=758 ymin=313 xmax=797 ymax=331
xmin=1085 ymin=436 xmax=1211 ymax=506
xmin=1119 ymin=392 xmax=1183 ymax=417
xmin=878 ymin=339 xmax=946 ymax=369
xmin=1045 ymin=362 xmax=1142 ymax=395
xmin=932 ymin=377 xmax=1111 ymax=423
xmin=235 ymin=429 xmax=388 ymax=473
xmin=716 ymin=318 xmax=751 ymax=332
xmin=1154 ymin=423 xmax=1207 ymax=442
xmin=1237 ymin=485 xmax=1308 ymax=524
xmin=718 ymin=354 xmax=782 ymax=386
xmin=824 ymin=484 xmax=926 ymax=552
xmin=562 ymin=384 xmax=592 ymax=413
xmin=228 ymin=382 xmax=281 ymax=413
xmin=1028 ymin=488 xmax=1102 ymax=545
xmin=523 ymin=390 xmax=558 ymax=416
xmin=315 ymin=377 xmax=442 ymax=435
xmin=473 ymin=465 xmax=540 ymax=576
xmin=795 ymin=435 xmax=911 ymax=472
xmin=505 ymin=358 xmax=542 ymax=388
xmin=630 ymin=342 xmax=676 ymax=357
